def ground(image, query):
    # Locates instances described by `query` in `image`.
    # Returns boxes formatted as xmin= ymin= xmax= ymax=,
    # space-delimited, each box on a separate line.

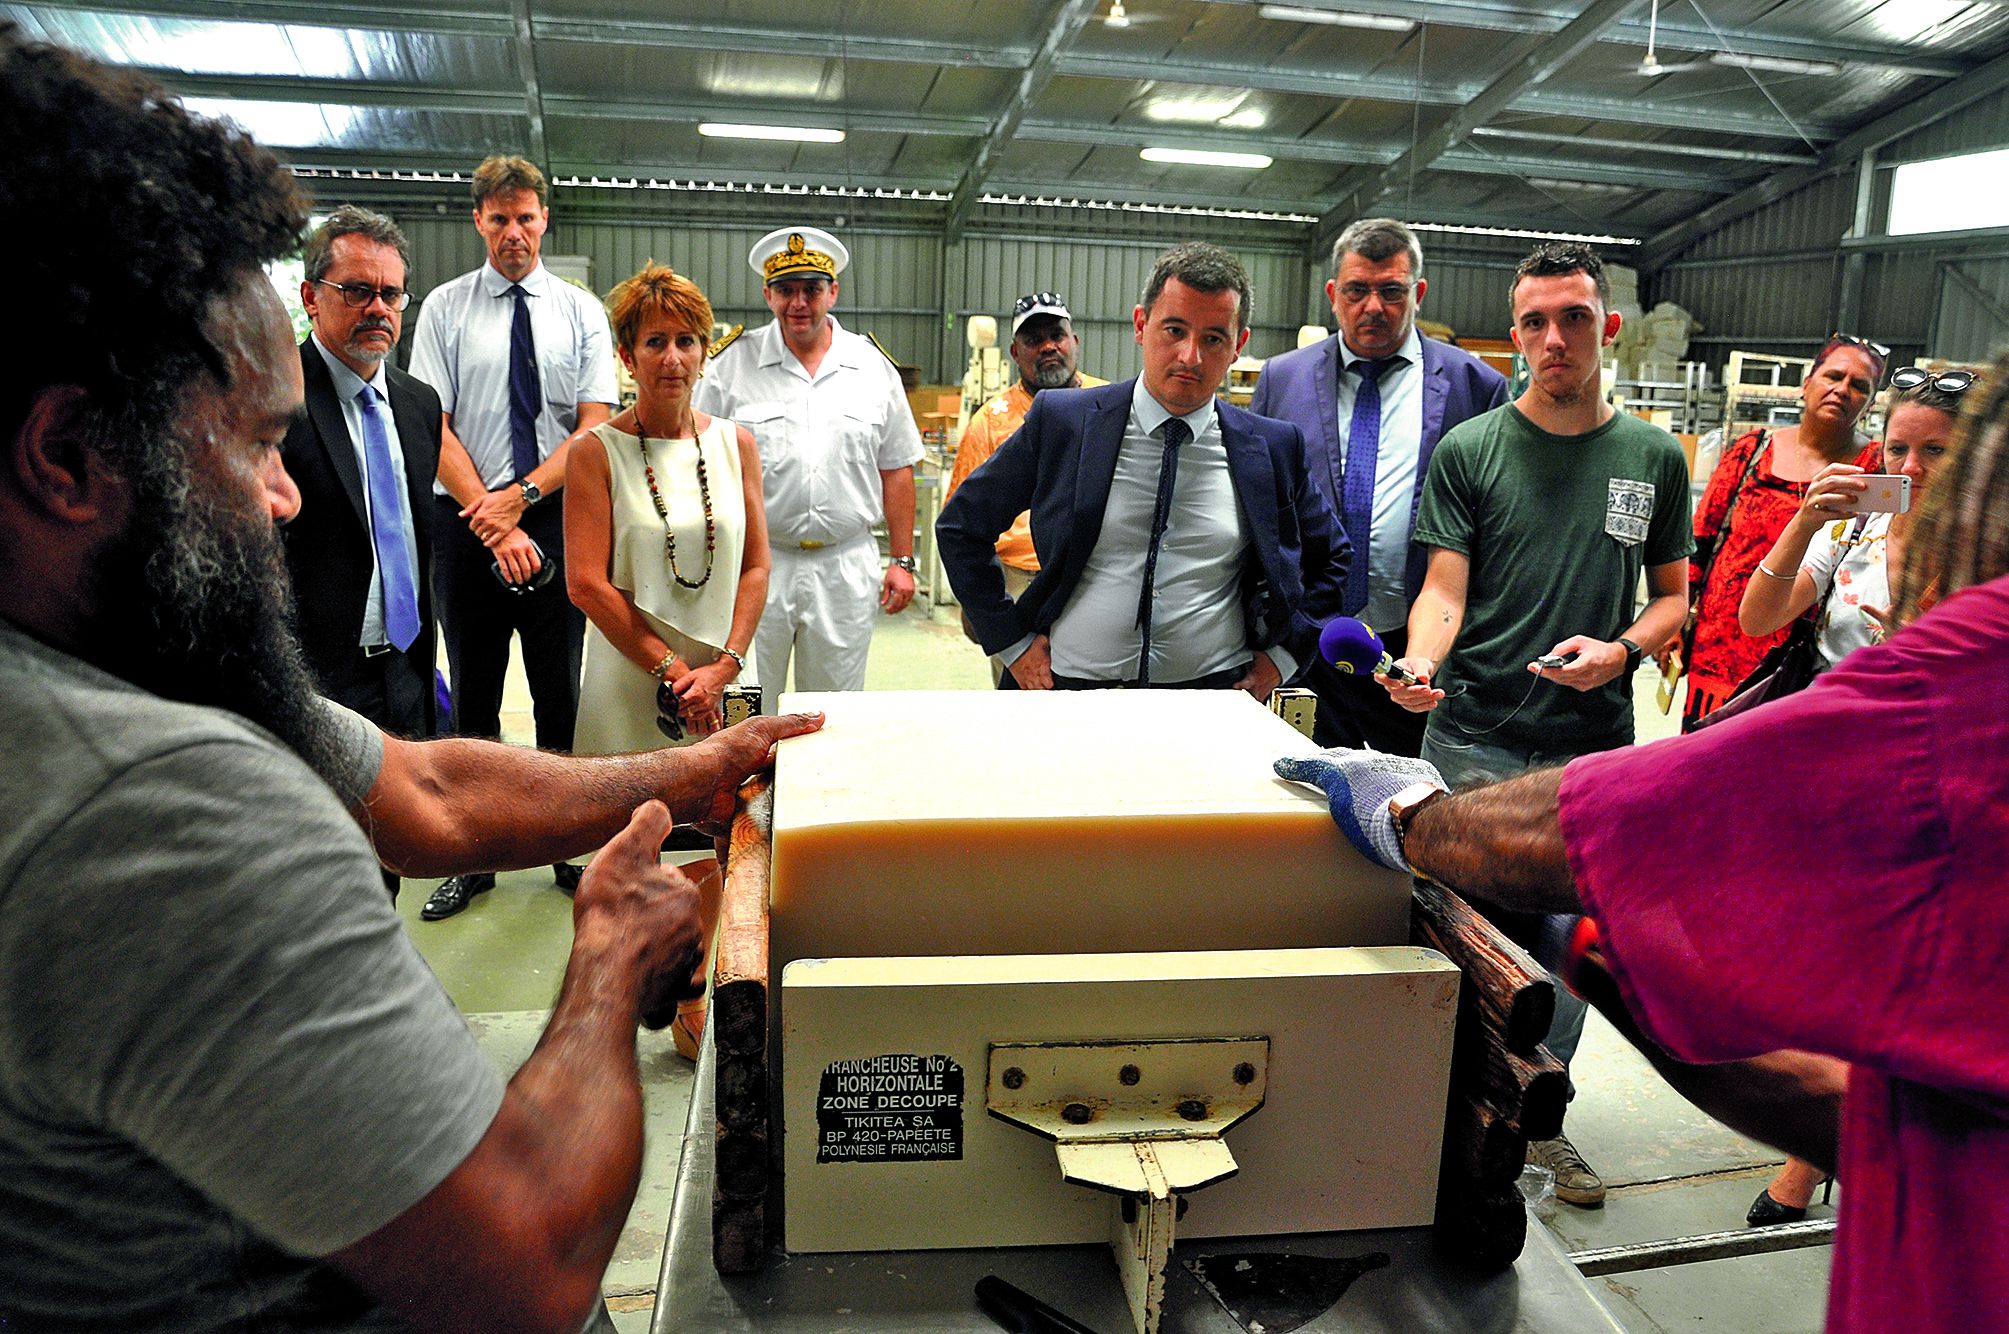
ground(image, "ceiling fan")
xmin=1633 ymin=0 xmax=1712 ymax=76
xmin=1102 ymin=1 xmax=1171 ymax=27
xmin=1631 ymin=0 xmax=1842 ymax=77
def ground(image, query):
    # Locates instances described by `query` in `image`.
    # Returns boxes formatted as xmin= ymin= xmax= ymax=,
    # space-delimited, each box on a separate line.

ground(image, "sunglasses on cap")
xmin=1827 ymin=332 xmax=1891 ymax=359
xmin=1012 ymin=292 xmax=1066 ymax=316
xmin=1890 ymin=367 xmax=1977 ymax=395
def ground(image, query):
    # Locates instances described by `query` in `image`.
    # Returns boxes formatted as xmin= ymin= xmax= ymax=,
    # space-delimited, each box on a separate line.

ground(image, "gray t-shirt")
xmin=0 ymin=619 xmax=505 ymax=1330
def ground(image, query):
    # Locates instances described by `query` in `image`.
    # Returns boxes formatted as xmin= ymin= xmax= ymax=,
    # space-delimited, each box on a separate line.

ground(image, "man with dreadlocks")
xmin=1278 ymin=350 xmax=2009 ymax=1332
xmin=0 ymin=27 xmax=815 ymax=1332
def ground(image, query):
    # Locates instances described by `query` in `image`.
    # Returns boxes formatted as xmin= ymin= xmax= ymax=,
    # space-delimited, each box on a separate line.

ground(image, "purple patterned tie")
xmin=1340 ymin=358 xmax=1393 ymax=617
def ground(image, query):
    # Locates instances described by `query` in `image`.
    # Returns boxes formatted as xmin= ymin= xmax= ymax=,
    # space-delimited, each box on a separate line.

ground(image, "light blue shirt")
xmin=309 ymin=335 xmax=419 ymax=649
xmin=1033 ymin=379 xmax=1297 ymax=685
xmin=409 ymin=260 xmax=617 ymax=494
xmin=1336 ymin=325 xmax=1425 ymax=633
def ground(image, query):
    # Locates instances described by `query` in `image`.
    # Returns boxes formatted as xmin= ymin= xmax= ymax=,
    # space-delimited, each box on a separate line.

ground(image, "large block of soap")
xmin=770 ymin=689 xmax=1407 ymax=969
xmin=781 ymin=947 xmax=1460 ymax=1251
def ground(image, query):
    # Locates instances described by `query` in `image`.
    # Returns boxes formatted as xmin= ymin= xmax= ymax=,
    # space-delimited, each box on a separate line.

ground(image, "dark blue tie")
xmin=356 ymin=385 xmax=421 ymax=653
xmin=1340 ymin=357 xmax=1394 ymax=617
xmin=507 ymin=283 xmax=540 ymax=479
xmin=1135 ymin=416 xmax=1191 ymax=687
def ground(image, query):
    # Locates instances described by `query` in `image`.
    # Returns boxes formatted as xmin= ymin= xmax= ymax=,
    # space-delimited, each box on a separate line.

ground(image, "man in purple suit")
xmin=1252 ymin=218 xmax=1507 ymax=754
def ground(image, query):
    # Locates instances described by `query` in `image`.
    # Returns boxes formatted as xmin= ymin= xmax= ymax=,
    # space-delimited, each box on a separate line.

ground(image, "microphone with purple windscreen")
xmin=1318 ymin=616 xmax=1423 ymax=685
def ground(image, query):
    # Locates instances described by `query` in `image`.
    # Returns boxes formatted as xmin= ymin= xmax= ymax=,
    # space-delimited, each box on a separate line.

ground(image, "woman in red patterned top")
xmin=1678 ymin=337 xmax=1886 ymax=730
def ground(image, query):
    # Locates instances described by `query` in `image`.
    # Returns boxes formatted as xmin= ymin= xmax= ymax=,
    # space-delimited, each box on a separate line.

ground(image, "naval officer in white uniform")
xmin=694 ymin=227 xmax=923 ymax=709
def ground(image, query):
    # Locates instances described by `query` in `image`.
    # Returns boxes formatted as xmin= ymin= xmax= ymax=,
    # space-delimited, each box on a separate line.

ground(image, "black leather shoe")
xmin=1746 ymin=1187 xmax=1809 ymax=1227
xmin=421 ymin=873 xmax=494 ymax=921
xmin=552 ymin=862 xmax=583 ymax=894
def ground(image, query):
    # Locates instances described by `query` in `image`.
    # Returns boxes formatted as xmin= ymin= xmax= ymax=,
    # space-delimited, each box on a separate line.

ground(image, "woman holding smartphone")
xmin=1731 ymin=366 xmax=1971 ymax=1229
xmin=1678 ymin=336 xmax=1887 ymax=730
xmin=1741 ymin=369 xmax=1971 ymax=673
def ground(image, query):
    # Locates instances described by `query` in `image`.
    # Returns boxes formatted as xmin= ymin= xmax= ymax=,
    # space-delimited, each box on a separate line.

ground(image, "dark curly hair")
xmin=1 ymin=23 xmax=309 ymax=472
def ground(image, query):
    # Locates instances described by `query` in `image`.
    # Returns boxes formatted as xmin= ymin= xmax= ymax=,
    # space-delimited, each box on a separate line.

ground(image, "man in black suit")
xmin=938 ymin=242 xmax=1348 ymax=696
xmin=281 ymin=206 xmax=441 ymax=900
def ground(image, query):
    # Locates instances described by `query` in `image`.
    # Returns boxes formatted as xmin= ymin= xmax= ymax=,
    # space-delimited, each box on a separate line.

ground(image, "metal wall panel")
xmin=1881 ymin=84 xmax=2009 ymax=164
xmin=1674 ymin=170 xmax=1859 ymax=262
xmin=942 ymin=231 xmax=1311 ymax=384
xmin=1931 ymin=256 xmax=2009 ymax=362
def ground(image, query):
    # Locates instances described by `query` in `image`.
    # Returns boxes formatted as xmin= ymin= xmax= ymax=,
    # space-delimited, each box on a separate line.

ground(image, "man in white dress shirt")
xmin=694 ymin=226 xmax=923 ymax=710
xmin=937 ymin=243 xmax=1348 ymax=695
xmin=409 ymin=155 xmax=618 ymax=917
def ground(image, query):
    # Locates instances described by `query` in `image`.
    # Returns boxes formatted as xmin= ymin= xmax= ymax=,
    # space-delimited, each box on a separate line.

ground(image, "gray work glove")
xmin=1274 ymin=748 xmax=1446 ymax=872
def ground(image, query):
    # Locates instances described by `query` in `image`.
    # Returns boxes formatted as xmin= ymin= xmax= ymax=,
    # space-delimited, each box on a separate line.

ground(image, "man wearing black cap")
xmin=944 ymin=292 xmax=1106 ymax=683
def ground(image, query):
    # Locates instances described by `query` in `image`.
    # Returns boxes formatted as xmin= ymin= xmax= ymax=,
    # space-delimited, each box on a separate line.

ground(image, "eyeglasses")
xmin=1827 ymin=332 xmax=1890 ymax=359
xmin=314 ymin=279 xmax=412 ymax=311
xmin=1890 ymin=367 xmax=1977 ymax=395
xmin=1337 ymin=282 xmax=1414 ymax=306
xmin=655 ymin=681 xmax=685 ymax=742
xmin=1012 ymin=291 xmax=1066 ymax=315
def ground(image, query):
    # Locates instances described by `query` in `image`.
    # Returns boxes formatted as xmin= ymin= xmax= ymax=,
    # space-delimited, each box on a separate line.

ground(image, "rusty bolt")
xmin=1002 ymin=1067 xmax=1025 ymax=1090
xmin=1119 ymin=1064 xmax=1141 ymax=1086
xmin=1062 ymin=1102 xmax=1094 ymax=1125
xmin=1232 ymin=1062 xmax=1256 ymax=1087
xmin=1177 ymin=1098 xmax=1207 ymax=1122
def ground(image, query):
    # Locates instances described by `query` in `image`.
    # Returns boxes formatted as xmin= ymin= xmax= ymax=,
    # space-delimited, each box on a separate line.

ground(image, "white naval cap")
xmin=750 ymin=226 xmax=848 ymax=284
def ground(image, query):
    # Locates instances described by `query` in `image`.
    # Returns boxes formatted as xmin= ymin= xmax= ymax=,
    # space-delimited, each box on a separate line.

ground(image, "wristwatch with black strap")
xmin=1617 ymin=636 xmax=1642 ymax=674
xmin=516 ymin=478 xmax=542 ymax=507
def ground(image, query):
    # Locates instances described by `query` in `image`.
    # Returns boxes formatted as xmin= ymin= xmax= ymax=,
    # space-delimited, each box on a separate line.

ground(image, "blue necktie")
xmin=1135 ymin=417 xmax=1191 ymax=687
xmin=1340 ymin=358 xmax=1394 ymax=617
xmin=507 ymin=283 xmax=540 ymax=478
xmin=357 ymin=385 xmax=421 ymax=653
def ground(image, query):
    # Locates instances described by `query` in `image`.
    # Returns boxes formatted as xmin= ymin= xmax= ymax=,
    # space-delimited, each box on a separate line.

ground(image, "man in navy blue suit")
xmin=938 ymin=243 xmax=1347 ymax=696
xmin=1251 ymin=218 xmax=1507 ymax=752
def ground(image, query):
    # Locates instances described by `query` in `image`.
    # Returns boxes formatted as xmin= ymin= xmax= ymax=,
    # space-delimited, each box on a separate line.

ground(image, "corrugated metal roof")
xmin=6 ymin=0 xmax=2009 ymax=238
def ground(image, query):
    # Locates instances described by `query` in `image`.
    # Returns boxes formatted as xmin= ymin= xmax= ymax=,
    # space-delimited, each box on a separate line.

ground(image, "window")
xmin=1889 ymin=147 xmax=2009 ymax=236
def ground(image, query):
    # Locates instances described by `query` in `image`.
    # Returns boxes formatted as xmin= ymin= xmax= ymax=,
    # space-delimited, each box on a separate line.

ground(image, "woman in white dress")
xmin=566 ymin=261 xmax=769 ymax=1057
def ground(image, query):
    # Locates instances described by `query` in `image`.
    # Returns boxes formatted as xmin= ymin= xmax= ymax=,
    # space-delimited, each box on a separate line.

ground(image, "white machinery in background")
xmin=960 ymin=314 xmax=1007 ymax=436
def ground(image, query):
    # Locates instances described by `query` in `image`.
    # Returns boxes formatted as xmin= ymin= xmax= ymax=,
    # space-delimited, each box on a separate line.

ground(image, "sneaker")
xmin=1528 ymin=1134 xmax=1606 ymax=1207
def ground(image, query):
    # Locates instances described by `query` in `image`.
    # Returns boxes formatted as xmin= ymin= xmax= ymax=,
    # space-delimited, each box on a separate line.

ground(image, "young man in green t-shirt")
xmin=1379 ymin=241 xmax=1693 ymax=1207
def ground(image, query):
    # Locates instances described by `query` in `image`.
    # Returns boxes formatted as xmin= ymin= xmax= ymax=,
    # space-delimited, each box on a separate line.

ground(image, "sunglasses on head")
xmin=1890 ymin=367 xmax=1977 ymax=395
xmin=1012 ymin=291 xmax=1065 ymax=315
xmin=1828 ymin=332 xmax=1891 ymax=359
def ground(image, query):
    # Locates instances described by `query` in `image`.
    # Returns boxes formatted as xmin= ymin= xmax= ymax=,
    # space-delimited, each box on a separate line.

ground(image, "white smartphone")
xmin=1840 ymin=474 xmax=1911 ymax=514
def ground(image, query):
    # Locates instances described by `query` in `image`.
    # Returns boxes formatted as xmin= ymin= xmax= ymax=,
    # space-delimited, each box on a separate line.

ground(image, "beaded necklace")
xmin=635 ymin=411 xmax=715 ymax=589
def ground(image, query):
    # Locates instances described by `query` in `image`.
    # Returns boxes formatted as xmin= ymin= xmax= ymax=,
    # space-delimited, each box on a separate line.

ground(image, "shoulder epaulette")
xmin=707 ymin=324 xmax=745 ymax=359
xmin=866 ymin=332 xmax=901 ymax=367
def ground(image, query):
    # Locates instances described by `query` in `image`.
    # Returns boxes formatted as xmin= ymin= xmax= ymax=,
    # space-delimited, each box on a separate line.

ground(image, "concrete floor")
xmin=407 ymin=592 xmax=1832 ymax=1333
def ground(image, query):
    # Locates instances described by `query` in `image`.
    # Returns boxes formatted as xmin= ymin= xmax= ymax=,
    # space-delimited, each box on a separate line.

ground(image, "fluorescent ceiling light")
xmin=1221 ymin=108 xmax=1269 ymax=130
xmin=699 ymin=123 xmax=846 ymax=143
xmin=1140 ymin=147 xmax=1273 ymax=169
xmin=1405 ymin=220 xmax=1640 ymax=246
xmin=1145 ymin=94 xmax=1250 ymax=124
xmin=1257 ymin=5 xmax=1414 ymax=31
xmin=1709 ymin=51 xmax=1840 ymax=77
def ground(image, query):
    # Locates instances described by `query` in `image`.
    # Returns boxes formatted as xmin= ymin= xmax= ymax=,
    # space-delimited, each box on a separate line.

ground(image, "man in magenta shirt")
xmin=1279 ymin=572 xmax=2009 ymax=1331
